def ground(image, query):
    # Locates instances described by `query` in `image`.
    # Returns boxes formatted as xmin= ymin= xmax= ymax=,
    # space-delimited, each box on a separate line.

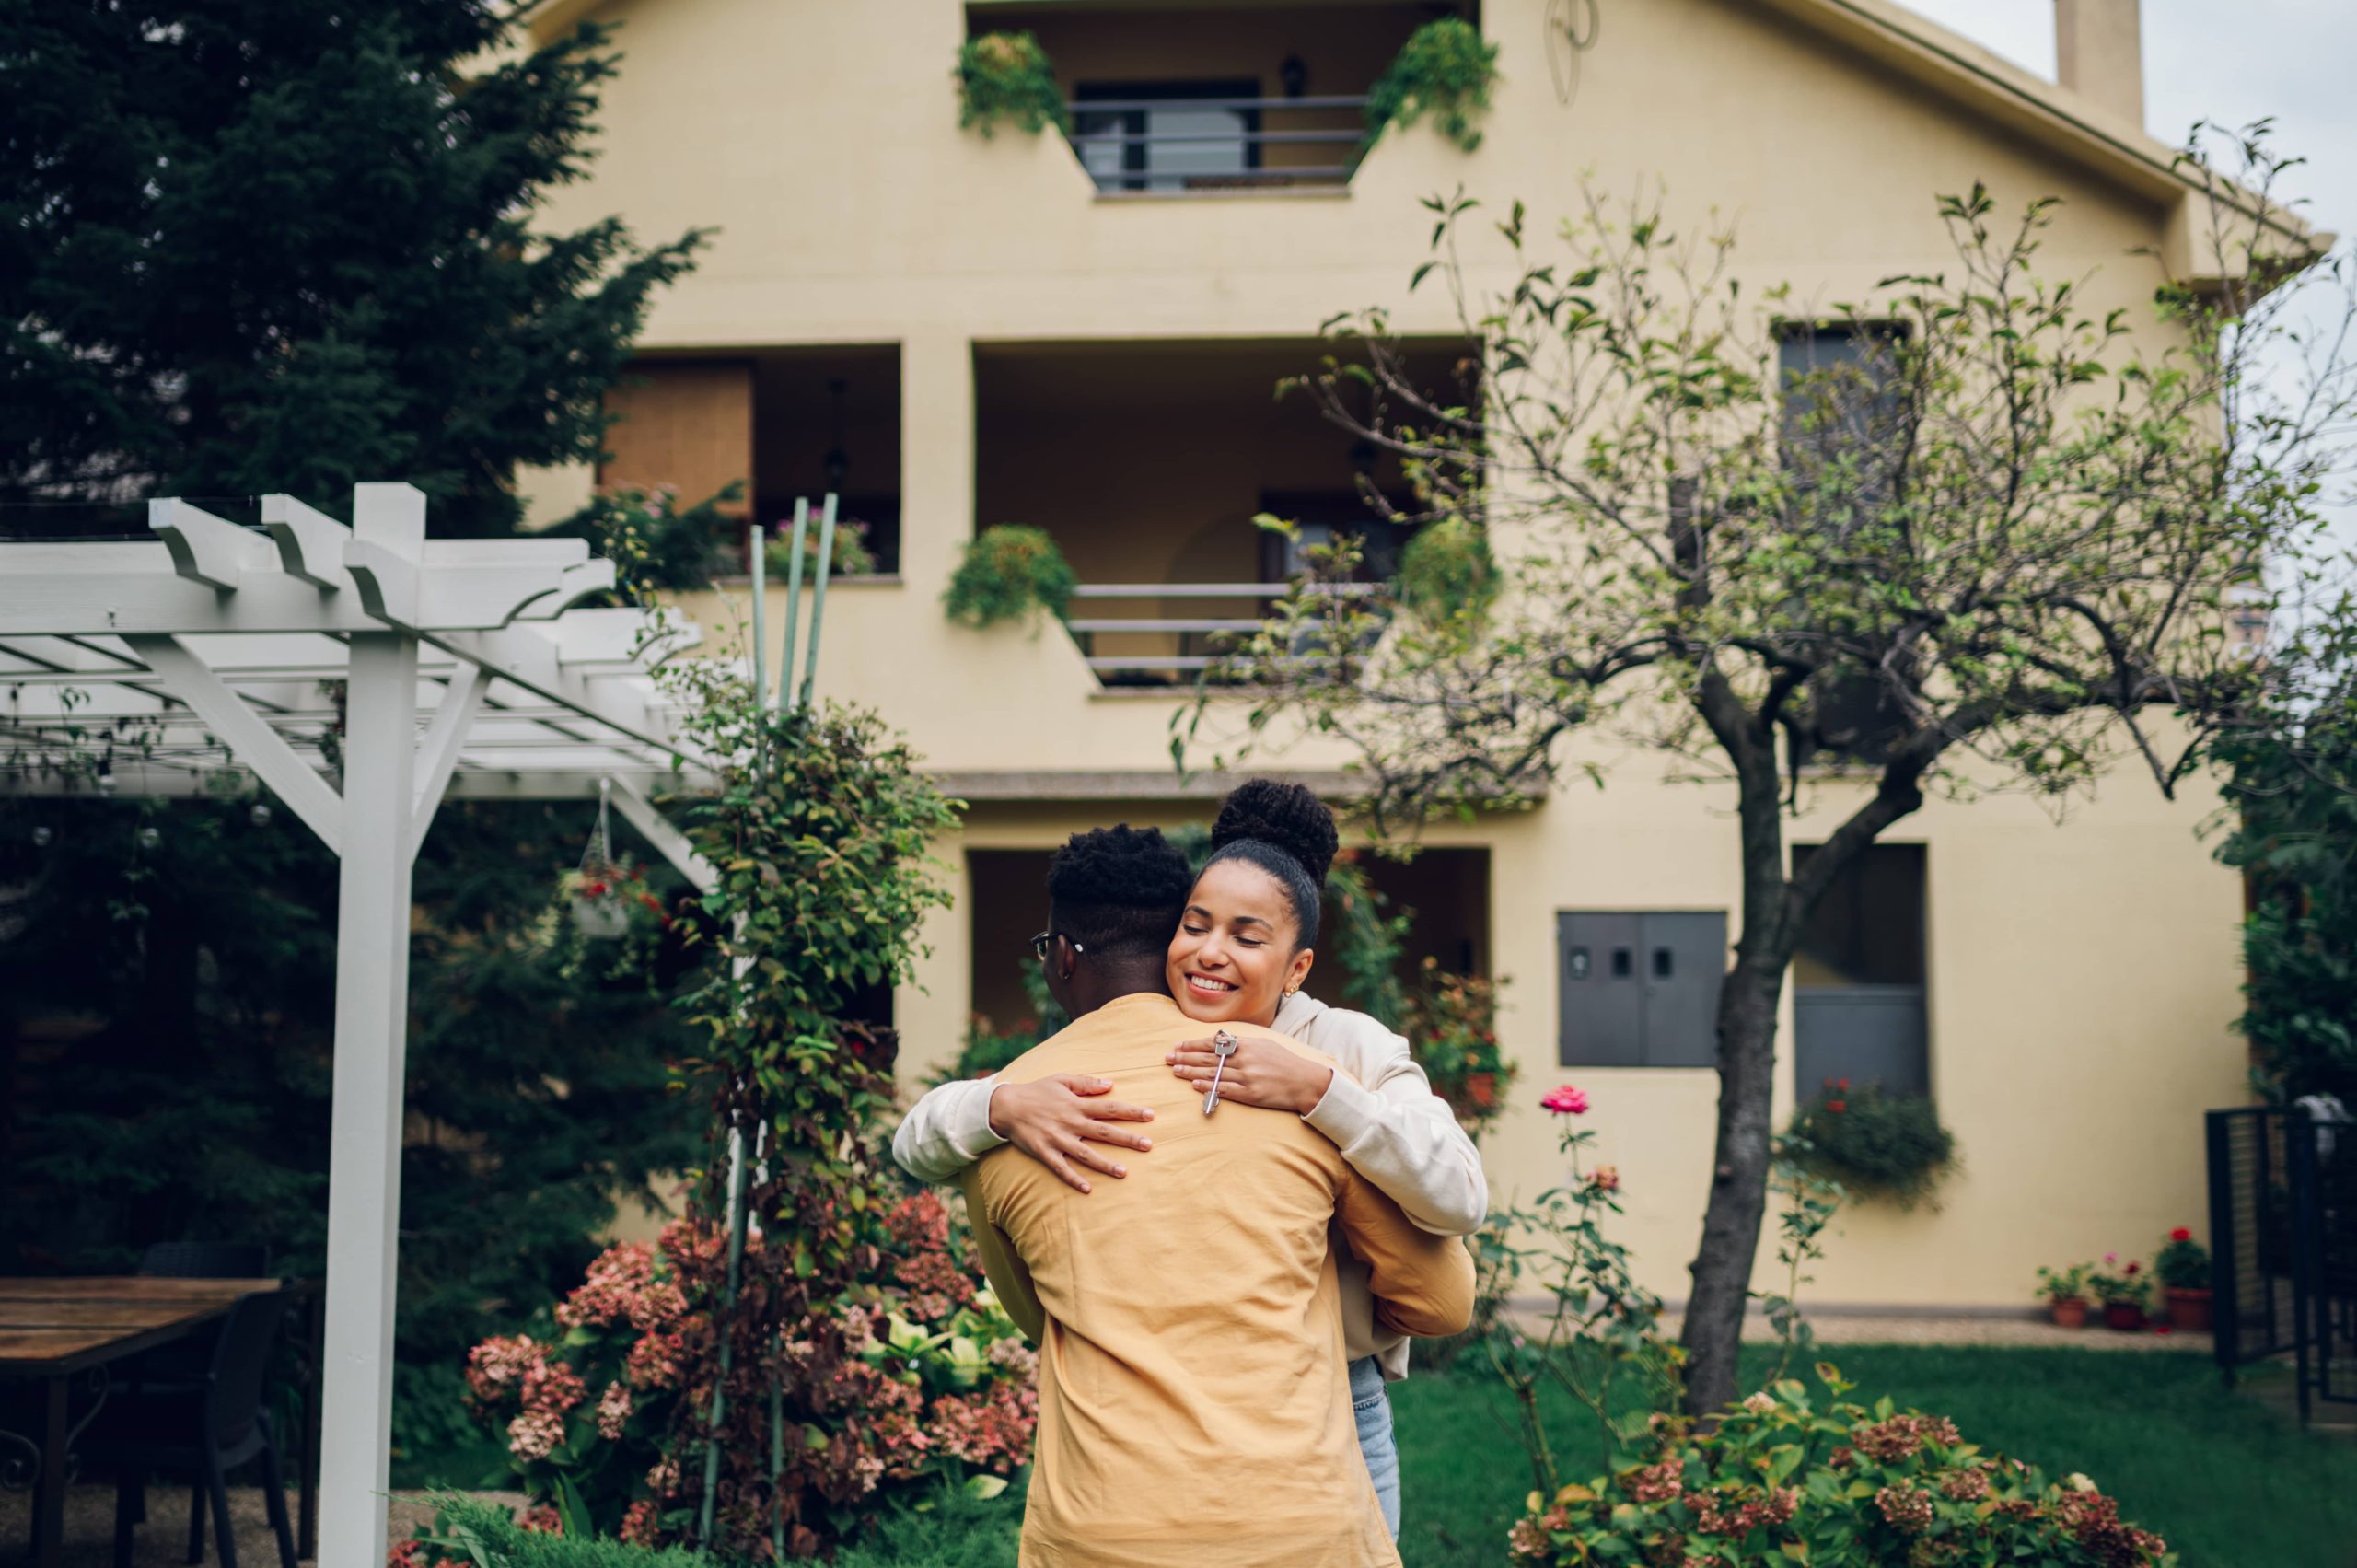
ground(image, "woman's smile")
xmin=1181 ymin=970 xmax=1239 ymax=998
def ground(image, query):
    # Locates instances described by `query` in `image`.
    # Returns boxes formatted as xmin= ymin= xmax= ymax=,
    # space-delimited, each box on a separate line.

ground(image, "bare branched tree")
xmin=1178 ymin=126 xmax=2353 ymax=1417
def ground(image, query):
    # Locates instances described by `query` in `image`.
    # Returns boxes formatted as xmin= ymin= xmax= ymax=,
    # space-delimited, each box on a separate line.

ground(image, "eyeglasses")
xmin=1029 ymin=930 xmax=1084 ymax=961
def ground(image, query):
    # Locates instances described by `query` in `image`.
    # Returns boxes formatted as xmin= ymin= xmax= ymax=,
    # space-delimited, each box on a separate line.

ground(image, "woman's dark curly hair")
xmin=1204 ymin=779 xmax=1339 ymax=949
xmin=1211 ymin=779 xmax=1339 ymax=886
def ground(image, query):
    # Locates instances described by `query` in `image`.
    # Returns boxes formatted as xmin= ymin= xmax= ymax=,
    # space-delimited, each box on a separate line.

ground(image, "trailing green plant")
xmin=1393 ymin=514 xmax=1498 ymax=624
xmin=1782 ymin=1080 xmax=1956 ymax=1208
xmin=1479 ymin=1083 xmax=1686 ymax=1489
xmin=942 ymin=525 xmax=1077 ymax=631
xmin=1363 ymin=17 xmax=1501 ymax=154
xmin=1505 ymin=1362 xmax=2174 ymax=1566
xmin=1322 ymin=849 xmax=1411 ymax=1028
xmin=955 ymin=32 xmax=1068 ymax=138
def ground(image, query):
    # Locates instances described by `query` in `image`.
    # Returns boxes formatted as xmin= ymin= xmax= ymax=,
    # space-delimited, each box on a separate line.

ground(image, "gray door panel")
xmin=1636 ymin=911 xmax=1726 ymax=1069
xmin=1557 ymin=911 xmax=1643 ymax=1066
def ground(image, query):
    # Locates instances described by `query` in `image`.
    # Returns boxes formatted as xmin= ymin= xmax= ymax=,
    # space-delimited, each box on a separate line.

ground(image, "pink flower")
xmin=506 ymin=1408 xmax=565 ymax=1462
xmin=2104 ymin=1252 xmax=2118 ymax=1265
xmin=596 ymin=1380 xmax=633 ymax=1441
xmin=1541 ymin=1085 xmax=1591 ymax=1116
xmin=1588 ymin=1164 xmax=1621 ymax=1193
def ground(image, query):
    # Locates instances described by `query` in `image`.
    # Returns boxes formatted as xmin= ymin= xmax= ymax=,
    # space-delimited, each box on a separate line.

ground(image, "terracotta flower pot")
xmin=2103 ymin=1301 xmax=2146 ymax=1332
xmin=2164 ymin=1286 xmax=2213 ymax=1333
xmin=1464 ymin=1071 xmax=1497 ymax=1109
xmin=2048 ymin=1297 xmax=2089 ymax=1330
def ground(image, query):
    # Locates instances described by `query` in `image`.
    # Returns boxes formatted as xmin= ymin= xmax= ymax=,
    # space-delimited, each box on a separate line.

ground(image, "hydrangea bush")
xmin=1506 ymin=1363 xmax=2173 ymax=1568
xmin=404 ymin=1191 xmax=1036 ymax=1552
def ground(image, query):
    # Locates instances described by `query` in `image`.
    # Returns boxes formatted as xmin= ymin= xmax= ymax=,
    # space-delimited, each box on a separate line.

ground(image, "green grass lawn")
xmin=1391 ymin=1346 xmax=2357 ymax=1568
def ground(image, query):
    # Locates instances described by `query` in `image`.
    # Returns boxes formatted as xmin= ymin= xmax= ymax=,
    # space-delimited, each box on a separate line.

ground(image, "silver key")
xmin=1201 ymin=1029 xmax=1239 ymax=1116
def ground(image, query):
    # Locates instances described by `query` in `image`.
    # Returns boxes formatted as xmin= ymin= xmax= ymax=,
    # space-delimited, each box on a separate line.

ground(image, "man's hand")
xmin=1167 ymin=1035 xmax=1334 ymax=1116
xmin=987 ymin=1074 xmax=1156 ymax=1194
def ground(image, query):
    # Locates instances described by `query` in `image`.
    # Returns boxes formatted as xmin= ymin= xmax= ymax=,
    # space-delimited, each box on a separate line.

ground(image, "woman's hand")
xmin=1167 ymin=1034 xmax=1334 ymax=1116
xmin=988 ymin=1074 xmax=1156 ymax=1194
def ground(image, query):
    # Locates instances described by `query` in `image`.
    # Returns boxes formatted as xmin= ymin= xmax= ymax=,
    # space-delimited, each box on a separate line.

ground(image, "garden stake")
xmin=699 ymin=1101 xmax=751 ymax=1544
xmin=798 ymin=492 xmax=838 ymax=711
xmin=777 ymin=497 xmax=808 ymax=708
xmin=748 ymin=517 xmax=766 ymax=711
xmin=771 ymin=1376 xmax=785 ymax=1558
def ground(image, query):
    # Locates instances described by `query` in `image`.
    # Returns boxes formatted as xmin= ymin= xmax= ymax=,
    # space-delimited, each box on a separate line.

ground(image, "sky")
xmin=1904 ymin=0 xmax=2357 ymax=565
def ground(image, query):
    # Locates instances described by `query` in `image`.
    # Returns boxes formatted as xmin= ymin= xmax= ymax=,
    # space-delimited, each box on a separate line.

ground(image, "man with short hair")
xmin=962 ymin=825 xmax=1473 ymax=1568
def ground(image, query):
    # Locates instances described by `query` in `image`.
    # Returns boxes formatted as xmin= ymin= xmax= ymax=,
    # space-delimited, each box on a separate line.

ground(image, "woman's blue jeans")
xmin=1349 ymin=1354 xmax=1401 ymax=1538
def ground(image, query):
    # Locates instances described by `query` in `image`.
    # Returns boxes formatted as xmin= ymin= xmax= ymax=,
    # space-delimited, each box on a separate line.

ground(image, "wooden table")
xmin=0 ymin=1277 xmax=321 ymax=1568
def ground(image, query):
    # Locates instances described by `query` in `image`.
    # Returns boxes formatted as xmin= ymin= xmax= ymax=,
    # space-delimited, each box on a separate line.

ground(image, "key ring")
xmin=1201 ymin=1029 xmax=1239 ymax=1117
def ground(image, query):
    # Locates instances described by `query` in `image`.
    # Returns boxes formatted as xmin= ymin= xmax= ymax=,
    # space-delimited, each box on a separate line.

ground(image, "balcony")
xmin=971 ymin=3 xmax=1465 ymax=195
xmin=974 ymin=338 xmax=1469 ymax=687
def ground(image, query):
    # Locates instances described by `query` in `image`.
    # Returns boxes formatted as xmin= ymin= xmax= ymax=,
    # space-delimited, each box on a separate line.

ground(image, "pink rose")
xmin=1541 ymin=1085 xmax=1591 ymax=1116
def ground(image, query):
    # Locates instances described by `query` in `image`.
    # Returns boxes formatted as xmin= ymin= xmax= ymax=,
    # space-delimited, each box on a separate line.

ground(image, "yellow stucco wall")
xmin=551 ymin=0 xmax=2247 ymax=1307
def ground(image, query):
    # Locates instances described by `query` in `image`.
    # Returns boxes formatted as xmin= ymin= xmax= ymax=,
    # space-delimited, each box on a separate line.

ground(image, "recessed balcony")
xmin=974 ymin=337 xmax=1472 ymax=686
xmin=970 ymin=3 xmax=1473 ymax=195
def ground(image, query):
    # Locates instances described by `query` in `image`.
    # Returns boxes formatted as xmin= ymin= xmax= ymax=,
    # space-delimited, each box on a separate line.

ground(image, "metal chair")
xmin=84 ymin=1291 xmax=297 ymax=1568
xmin=127 ymin=1240 xmax=277 ymax=1555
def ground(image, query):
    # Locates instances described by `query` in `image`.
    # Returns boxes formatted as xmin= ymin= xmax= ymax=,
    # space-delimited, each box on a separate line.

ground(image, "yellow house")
xmin=518 ymin=0 xmax=2257 ymax=1310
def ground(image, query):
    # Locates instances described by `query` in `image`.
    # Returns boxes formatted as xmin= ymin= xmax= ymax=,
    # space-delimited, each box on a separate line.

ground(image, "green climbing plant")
xmin=1364 ymin=17 xmax=1501 ymax=155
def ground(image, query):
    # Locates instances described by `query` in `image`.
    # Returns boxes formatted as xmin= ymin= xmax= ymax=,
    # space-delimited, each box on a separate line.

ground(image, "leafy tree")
xmin=1185 ymin=128 xmax=2352 ymax=1415
xmin=0 ymin=1 xmax=702 ymax=534
xmin=2213 ymin=608 xmax=2357 ymax=1103
xmin=0 ymin=794 xmax=704 ymax=1454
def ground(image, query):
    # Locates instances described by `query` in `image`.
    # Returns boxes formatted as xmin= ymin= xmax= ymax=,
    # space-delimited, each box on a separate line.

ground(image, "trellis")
xmin=0 ymin=483 xmax=719 ymax=1565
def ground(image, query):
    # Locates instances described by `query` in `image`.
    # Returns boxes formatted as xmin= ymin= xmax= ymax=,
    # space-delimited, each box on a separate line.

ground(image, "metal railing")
xmin=1064 ymin=95 xmax=1368 ymax=193
xmin=1067 ymin=581 xmax=1376 ymax=682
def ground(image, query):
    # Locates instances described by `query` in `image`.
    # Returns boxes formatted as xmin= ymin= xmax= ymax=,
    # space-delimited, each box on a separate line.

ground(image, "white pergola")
xmin=0 ymin=484 xmax=718 ymax=1564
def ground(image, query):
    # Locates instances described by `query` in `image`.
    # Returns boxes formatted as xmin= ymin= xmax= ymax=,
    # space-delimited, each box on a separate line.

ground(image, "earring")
xmin=1283 ymin=984 xmax=1299 ymax=997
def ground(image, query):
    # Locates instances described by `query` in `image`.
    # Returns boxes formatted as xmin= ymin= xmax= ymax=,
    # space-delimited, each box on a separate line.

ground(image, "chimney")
xmin=2053 ymin=0 xmax=2144 ymax=129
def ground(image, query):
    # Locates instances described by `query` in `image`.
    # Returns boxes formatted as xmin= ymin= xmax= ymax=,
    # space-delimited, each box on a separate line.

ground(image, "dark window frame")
xmin=1072 ymin=78 xmax=1263 ymax=193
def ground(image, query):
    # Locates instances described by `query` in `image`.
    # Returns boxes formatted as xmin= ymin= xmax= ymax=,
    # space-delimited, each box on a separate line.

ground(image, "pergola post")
xmin=318 ymin=630 xmax=421 ymax=1564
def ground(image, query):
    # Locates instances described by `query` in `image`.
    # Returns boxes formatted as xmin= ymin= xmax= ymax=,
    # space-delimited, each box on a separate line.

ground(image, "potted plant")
xmin=559 ymin=859 xmax=665 ymax=941
xmin=2155 ymin=1226 xmax=2212 ymax=1331
xmin=1402 ymin=958 xmax=1514 ymax=1142
xmin=1779 ymin=1079 xmax=1958 ymax=1208
xmin=2087 ymin=1253 xmax=2149 ymax=1331
xmin=955 ymin=31 xmax=1068 ymax=138
xmin=1363 ymin=17 xmax=1501 ymax=154
xmin=943 ymin=523 xmax=1077 ymax=630
xmin=2034 ymin=1261 xmax=2092 ymax=1329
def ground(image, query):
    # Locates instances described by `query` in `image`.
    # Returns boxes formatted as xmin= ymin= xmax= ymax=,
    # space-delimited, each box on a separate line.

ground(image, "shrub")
xmin=943 ymin=525 xmax=1077 ymax=630
xmin=1394 ymin=515 xmax=1498 ymax=624
xmin=1364 ymin=17 xmax=1501 ymax=154
xmin=1507 ymin=1364 xmax=2172 ymax=1567
xmin=391 ymin=1493 xmax=711 ymax=1568
xmin=444 ymin=1194 xmax=1038 ymax=1545
xmin=765 ymin=517 xmax=880 ymax=580
xmin=955 ymin=33 xmax=1067 ymax=138
xmin=831 ymin=1481 xmax=1024 ymax=1568
xmin=1782 ymin=1079 xmax=1956 ymax=1208
xmin=553 ymin=484 xmax=743 ymax=598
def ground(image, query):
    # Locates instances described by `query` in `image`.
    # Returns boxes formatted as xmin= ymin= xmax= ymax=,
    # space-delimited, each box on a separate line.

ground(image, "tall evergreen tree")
xmin=1 ymin=1 xmax=701 ymax=533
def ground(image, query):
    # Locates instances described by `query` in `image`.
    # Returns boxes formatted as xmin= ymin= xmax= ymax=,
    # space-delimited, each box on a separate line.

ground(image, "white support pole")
xmin=318 ymin=630 xmax=421 ymax=1568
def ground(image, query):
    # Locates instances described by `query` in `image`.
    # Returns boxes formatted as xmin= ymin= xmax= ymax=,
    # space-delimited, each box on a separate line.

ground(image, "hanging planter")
xmin=562 ymin=782 xmax=666 ymax=941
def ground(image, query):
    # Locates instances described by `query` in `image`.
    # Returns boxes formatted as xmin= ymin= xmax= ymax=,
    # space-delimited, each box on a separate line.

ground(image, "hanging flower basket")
xmin=560 ymin=861 xmax=656 ymax=940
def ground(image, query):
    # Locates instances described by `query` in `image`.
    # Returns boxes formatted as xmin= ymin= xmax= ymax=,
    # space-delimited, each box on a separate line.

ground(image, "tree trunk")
xmin=1679 ymin=949 xmax=1788 ymax=1416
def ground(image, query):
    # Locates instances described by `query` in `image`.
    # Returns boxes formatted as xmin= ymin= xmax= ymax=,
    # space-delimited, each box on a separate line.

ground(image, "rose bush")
xmin=401 ymin=1191 xmax=1035 ymax=1552
xmin=1506 ymin=1362 xmax=2174 ymax=1567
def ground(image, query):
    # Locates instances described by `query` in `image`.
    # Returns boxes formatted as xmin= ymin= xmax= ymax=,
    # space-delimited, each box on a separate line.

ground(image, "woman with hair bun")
xmin=893 ymin=779 xmax=1487 ymax=1538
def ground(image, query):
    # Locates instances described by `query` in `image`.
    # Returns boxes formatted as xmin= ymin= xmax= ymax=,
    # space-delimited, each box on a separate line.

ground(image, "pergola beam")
xmin=409 ymin=666 xmax=488 ymax=863
xmin=121 ymin=633 xmax=344 ymax=854
xmin=607 ymin=772 xmax=717 ymax=894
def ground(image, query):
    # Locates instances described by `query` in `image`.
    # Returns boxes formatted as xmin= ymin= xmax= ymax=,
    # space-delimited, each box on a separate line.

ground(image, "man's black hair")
xmin=1045 ymin=824 xmax=1195 ymax=961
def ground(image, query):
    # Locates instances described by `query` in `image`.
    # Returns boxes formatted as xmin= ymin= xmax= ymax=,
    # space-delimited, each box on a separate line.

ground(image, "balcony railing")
xmin=1065 ymin=96 xmax=1369 ymax=193
xmin=1068 ymin=582 xmax=1378 ymax=683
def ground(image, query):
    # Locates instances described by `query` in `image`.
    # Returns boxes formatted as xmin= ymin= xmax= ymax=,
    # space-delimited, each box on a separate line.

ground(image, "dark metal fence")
xmin=2207 ymin=1106 xmax=2357 ymax=1421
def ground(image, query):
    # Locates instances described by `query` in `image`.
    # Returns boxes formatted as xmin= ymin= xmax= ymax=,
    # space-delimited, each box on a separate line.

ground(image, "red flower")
xmin=1838 ymin=1077 xmax=1852 ymax=1090
xmin=2124 ymin=1260 xmax=2141 ymax=1275
xmin=1826 ymin=1099 xmax=1848 ymax=1113
xmin=2170 ymin=1227 xmax=2192 ymax=1243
